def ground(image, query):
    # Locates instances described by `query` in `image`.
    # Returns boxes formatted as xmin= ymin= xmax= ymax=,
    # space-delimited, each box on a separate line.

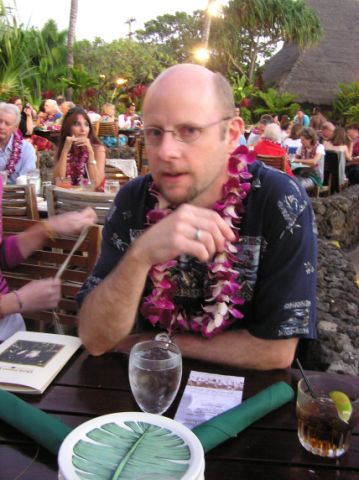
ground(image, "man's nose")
xmin=156 ymin=131 xmax=181 ymax=160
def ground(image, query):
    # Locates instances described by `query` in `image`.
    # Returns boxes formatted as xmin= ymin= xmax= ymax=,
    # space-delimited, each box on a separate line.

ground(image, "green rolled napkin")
xmin=0 ymin=389 xmax=72 ymax=455
xmin=192 ymin=381 xmax=294 ymax=453
xmin=0 ymin=381 xmax=294 ymax=457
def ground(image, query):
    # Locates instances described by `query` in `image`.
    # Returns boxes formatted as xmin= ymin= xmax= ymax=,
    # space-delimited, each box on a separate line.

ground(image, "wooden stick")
xmin=55 ymin=227 xmax=90 ymax=280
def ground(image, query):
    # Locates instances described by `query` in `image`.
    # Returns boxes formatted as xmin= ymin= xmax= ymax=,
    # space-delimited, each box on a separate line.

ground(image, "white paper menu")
xmin=174 ymin=370 xmax=245 ymax=429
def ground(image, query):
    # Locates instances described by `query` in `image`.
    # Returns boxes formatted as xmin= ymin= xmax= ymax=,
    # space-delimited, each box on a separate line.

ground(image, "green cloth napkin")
xmin=0 ymin=389 xmax=72 ymax=455
xmin=0 ymin=381 xmax=294 ymax=456
xmin=192 ymin=381 xmax=294 ymax=453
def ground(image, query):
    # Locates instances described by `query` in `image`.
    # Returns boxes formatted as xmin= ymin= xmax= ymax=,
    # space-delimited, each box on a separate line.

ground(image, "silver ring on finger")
xmin=194 ymin=228 xmax=202 ymax=241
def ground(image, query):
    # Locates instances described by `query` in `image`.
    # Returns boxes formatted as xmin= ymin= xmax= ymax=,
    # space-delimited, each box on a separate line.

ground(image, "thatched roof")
xmin=263 ymin=0 xmax=359 ymax=105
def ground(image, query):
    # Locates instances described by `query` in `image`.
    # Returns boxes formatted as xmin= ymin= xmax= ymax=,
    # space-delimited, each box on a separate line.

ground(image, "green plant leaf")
xmin=72 ymin=421 xmax=191 ymax=480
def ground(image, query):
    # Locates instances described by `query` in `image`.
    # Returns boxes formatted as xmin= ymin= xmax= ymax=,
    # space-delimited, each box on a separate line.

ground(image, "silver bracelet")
xmin=13 ymin=290 xmax=23 ymax=312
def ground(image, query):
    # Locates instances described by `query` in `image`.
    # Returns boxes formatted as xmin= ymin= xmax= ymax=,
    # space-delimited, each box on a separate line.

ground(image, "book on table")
xmin=0 ymin=331 xmax=81 ymax=394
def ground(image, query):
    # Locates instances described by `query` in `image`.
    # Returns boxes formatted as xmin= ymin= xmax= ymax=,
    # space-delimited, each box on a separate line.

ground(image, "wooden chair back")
xmin=135 ymin=136 xmax=149 ymax=175
xmin=47 ymin=187 xmax=116 ymax=225
xmin=91 ymin=121 xmax=99 ymax=136
xmin=47 ymin=186 xmax=116 ymax=225
xmin=256 ymin=155 xmax=287 ymax=172
xmin=2 ymin=184 xmax=39 ymax=220
xmin=98 ymin=122 xmax=117 ymax=138
xmin=104 ymin=164 xmax=130 ymax=186
xmin=2 ymin=217 xmax=100 ymax=330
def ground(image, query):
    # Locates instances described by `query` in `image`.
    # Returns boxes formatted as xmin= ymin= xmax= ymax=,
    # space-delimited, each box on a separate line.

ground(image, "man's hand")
xmin=18 ymin=278 xmax=62 ymax=312
xmin=133 ymin=204 xmax=235 ymax=266
xmin=47 ymin=207 xmax=97 ymax=237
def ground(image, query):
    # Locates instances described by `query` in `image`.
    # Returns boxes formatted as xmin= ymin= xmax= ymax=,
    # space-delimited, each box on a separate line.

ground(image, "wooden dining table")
xmin=1 ymin=349 xmax=359 ymax=479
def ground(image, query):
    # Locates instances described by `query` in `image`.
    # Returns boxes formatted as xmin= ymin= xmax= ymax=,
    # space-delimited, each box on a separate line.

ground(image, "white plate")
xmin=58 ymin=411 xmax=205 ymax=480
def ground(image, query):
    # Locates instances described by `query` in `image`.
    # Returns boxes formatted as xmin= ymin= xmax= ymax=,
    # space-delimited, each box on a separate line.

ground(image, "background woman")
xmin=9 ymin=96 xmax=35 ymax=138
xmin=323 ymin=127 xmax=352 ymax=162
xmin=53 ymin=107 xmax=105 ymax=190
xmin=283 ymin=123 xmax=303 ymax=154
xmin=294 ymin=127 xmax=325 ymax=190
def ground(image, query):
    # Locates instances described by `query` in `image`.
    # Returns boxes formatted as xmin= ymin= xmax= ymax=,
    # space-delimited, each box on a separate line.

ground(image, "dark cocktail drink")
xmin=296 ymin=376 xmax=359 ymax=458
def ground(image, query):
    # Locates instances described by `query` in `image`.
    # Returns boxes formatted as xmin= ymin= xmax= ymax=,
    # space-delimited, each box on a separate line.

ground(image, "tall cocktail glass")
xmin=129 ymin=339 xmax=182 ymax=415
xmin=296 ymin=375 xmax=359 ymax=457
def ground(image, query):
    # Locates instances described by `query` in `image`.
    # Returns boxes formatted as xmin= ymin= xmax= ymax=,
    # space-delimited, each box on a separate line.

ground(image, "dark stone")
xmin=306 ymin=186 xmax=359 ymax=375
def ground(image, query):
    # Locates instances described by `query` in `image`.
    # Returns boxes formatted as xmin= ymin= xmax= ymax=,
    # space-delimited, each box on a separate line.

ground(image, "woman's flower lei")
xmin=66 ymin=146 xmax=89 ymax=185
xmin=140 ymin=146 xmax=255 ymax=338
xmin=6 ymin=129 xmax=23 ymax=175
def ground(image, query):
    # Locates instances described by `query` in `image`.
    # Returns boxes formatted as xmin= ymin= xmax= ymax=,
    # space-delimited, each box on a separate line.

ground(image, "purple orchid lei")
xmin=66 ymin=146 xmax=89 ymax=185
xmin=6 ymin=130 xmax=23 ymax=175
xmin=140 ymin=146 xmax=255 ymax=338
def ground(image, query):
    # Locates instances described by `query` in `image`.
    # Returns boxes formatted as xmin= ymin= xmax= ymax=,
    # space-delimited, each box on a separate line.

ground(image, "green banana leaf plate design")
xmin=58 ymin=412 xmax=205 ymax=480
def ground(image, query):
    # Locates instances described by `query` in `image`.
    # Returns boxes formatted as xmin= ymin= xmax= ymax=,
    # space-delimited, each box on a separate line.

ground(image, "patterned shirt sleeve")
xmin=76 ymin=176 xmax=150 ymax=306
xmin=242 ymin=167 xmax=317 ymax=340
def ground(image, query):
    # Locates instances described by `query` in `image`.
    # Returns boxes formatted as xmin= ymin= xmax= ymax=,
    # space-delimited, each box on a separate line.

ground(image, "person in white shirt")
xmin=118 ymin=103 xmax=140 ymax=129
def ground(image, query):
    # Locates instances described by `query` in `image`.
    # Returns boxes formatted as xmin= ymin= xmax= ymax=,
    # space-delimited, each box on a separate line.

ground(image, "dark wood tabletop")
xmin=1 ymin=349 xmax=359 ymax=479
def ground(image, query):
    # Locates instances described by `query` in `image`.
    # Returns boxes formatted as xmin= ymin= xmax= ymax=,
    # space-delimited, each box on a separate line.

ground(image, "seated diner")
xmin=53 ymin=107 xmax=105 ymax=190
xmin=293 ymin=127 xmax=325 ymax=190
xmin=253 ymin=123 xmax=293 ymax=176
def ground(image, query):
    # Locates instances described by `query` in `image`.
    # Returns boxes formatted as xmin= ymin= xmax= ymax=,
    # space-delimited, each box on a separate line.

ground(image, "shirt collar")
xmin=0 ymin=133 xmax=14 ymax=153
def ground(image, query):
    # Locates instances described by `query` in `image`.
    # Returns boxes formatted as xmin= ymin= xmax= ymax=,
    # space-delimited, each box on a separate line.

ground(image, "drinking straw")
xmin=53 ymin=226 xmax=90 ymax=334
xmin=55 ymin=227 xmax=90 ymax=280
xmin=296 ymin=358 xmax=318 ymax=399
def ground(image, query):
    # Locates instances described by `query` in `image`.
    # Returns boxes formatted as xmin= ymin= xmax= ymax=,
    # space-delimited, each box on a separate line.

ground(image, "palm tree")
xmin=210 ymin=0 xmax=323 ymax=84
xmin=66 ymin=0 xmax=78 ymax=100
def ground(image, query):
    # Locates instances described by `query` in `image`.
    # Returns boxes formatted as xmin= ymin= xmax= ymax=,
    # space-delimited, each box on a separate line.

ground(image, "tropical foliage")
xmin=136 ymin=11 xmax=204 ymax=64
xmin=254 ymin=88 xmax=300 ymax=118
xmin=209 ymin=0 xmax=323 ymax=84
xmin=333 ymin=82 xmax=359 ymax=123
xmin=72 ymin=421 xmax=191 ymax=479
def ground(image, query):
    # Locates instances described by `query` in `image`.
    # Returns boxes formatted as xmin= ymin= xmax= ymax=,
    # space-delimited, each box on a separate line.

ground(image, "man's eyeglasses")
xmin=143 ymin=117 xmax=232 ymax=146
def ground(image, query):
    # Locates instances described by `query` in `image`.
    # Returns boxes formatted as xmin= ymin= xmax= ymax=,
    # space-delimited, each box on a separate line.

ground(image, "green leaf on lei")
xmin=72 ymin=421 xmax=191 ymax=479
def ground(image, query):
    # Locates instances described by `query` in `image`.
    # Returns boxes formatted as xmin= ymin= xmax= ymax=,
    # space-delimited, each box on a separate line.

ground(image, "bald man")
xmin=78 ymin=64 xmax=317 ymax=370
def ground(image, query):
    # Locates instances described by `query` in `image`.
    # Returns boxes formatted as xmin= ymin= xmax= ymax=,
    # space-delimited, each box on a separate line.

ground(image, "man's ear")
xmin=226 ymin=117 xmax=243 ymax=153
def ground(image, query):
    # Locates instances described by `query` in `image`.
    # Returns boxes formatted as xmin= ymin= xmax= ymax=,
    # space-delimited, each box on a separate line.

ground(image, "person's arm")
xmin=114 ymin=330 xmax=298 ymax=370
xmin=53 ymin=136 xmax=74 ymax=181
xmin=347 ymin=144 xmax=353 ymax=162
xmin=15 ymin=207 xmax=97 ymax=259
xmin=79 ymin=203 xmax=235 ymax=356
xmin=300 ymin=150 xmax=322 ymax=167
xmin=23 ymin=107 xmax=34 ymax=136
xmin=0 ymin=278 xmax=61 ymax=317
xmin=87 ymin=143 xmax=106 ymax=188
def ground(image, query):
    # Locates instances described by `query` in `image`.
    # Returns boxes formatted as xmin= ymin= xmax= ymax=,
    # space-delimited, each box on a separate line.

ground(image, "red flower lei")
xmin=140 ymin=146 xmax=255 ymax=338
xmin=65 ymin=146 xmax=89 ymax=185
xmin=6 ymin=130 xmax=23 ymax=175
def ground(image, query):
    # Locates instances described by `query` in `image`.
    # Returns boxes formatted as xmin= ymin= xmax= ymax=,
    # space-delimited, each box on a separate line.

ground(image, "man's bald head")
xmin=143 ymin=64 xmax=235 ymax=119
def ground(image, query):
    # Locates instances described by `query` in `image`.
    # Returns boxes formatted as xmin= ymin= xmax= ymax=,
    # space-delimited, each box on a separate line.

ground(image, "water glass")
xmin=296 ymin=375 xmax=359 ymax=457
xmin=104 ymin=179 xmax=120 ymax=194
xmin=129 ymin=339 xmax=182 ymax=415
xmin=26 ymin=169 xmax=41 ymax=194
xmin=80 ymin=177 xmax=95 ymax=191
